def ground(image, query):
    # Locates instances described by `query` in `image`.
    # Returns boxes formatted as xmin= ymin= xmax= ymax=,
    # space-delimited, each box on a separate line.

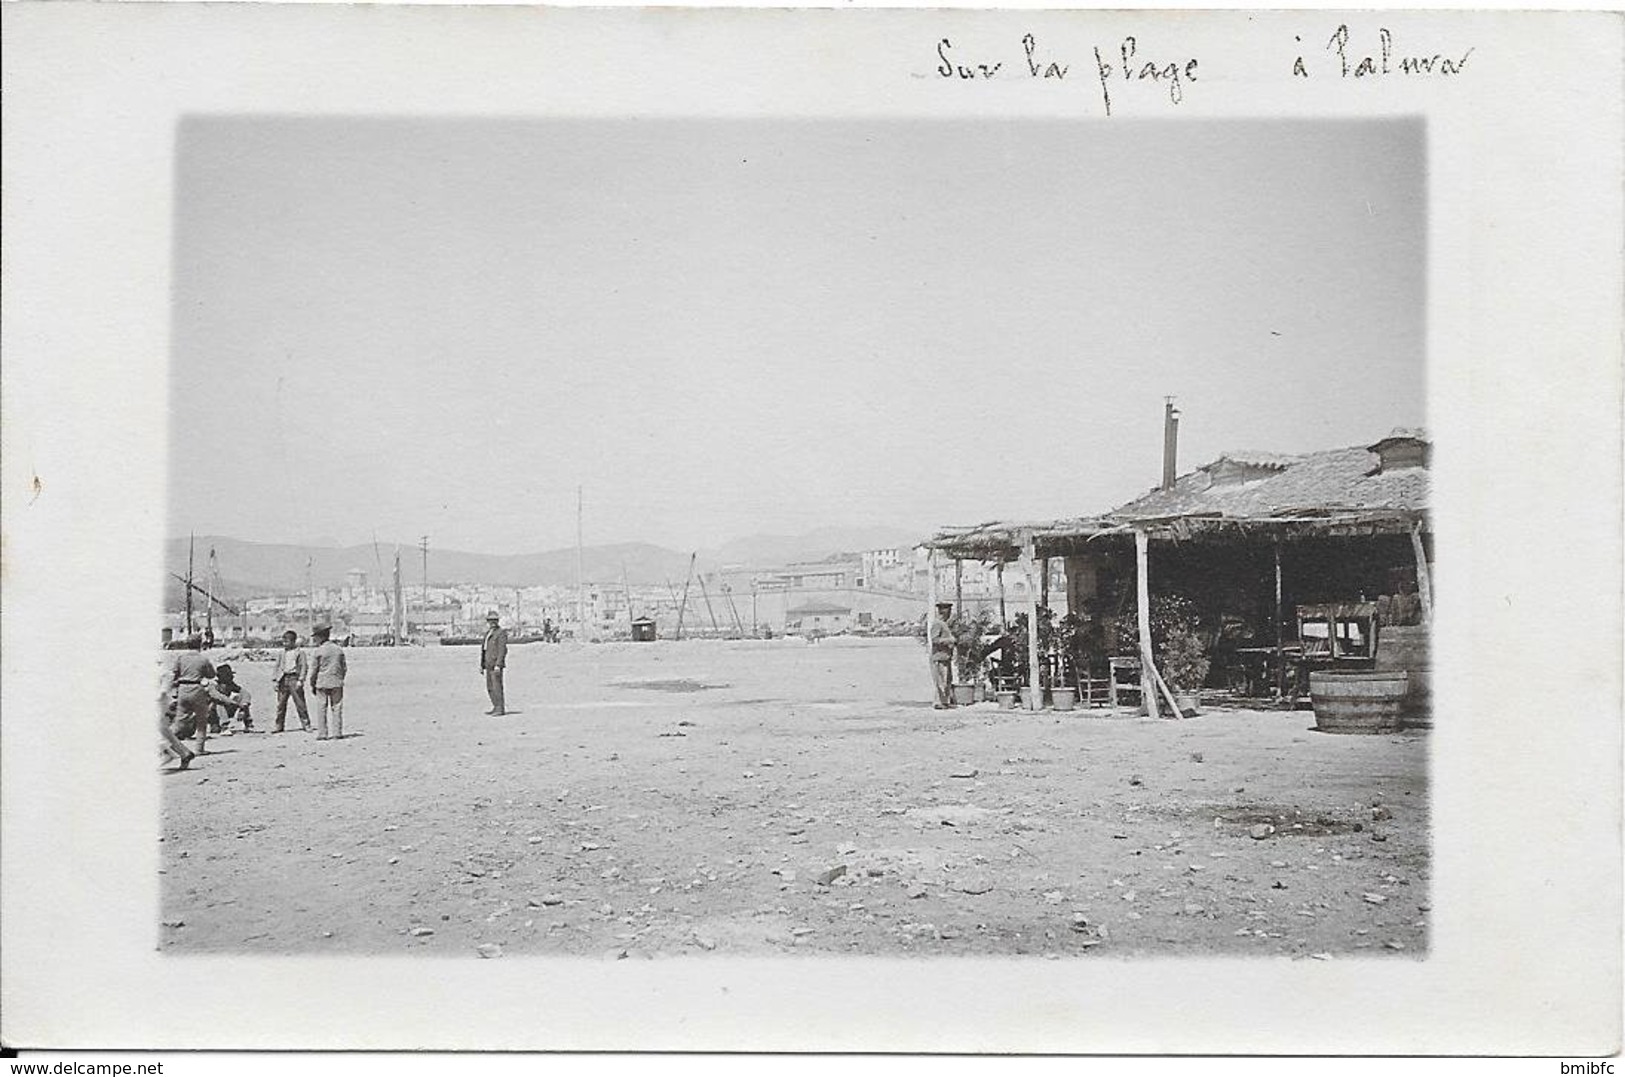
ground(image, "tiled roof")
xmin=924 ymin=431 xmax=1430 ymax=557
xmin=1112 ymin=444 xmax=1429 ymax=521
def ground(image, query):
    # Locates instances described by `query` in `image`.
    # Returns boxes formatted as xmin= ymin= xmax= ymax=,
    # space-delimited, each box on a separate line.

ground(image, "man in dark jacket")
xmin=480 ymin=611 xmax=509 ymax=716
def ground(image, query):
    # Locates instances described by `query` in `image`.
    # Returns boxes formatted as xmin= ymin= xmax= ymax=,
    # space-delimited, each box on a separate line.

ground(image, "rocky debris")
xmin=1371 ymin=805 xmax=1393 ymax=822
xmin=949 ymin=768 xmax=979 ymax=779
xmin=906 ymin=884 xmax=928 ymax=899
xmin=1070 ymin=913 xmax=1106 ymax=946
xmin=1128 ymin=775 xmax=1144 ymax=786
xmin=408 ymin=927 xmax=435 ymax=937
xmin=1362 ymin=893 xmax=1388 ymax=905
xmin=475 ymin=943 xmax=504 ymax=959
xmin=693 ymin=933 xmax=717 ymax=951
xmin=162 ymin=919 xmax=185 ymax=929
xmin=814 ymin=865 xmax=847 ymax=886
xmin=1249 ymin=824 xmax=1275 ymax=840
xmin=1190 ymin=753 xmax=1204 ymax=764
xmin=954 ymin=878 xmax=994 ymax=896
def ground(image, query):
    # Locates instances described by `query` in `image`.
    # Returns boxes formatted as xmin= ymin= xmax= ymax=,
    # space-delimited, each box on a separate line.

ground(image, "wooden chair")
xmin=1108 ymin=656 xmax=1143 ymax=708
xmin=1291 ymin=602 xmax=1379 ymax=700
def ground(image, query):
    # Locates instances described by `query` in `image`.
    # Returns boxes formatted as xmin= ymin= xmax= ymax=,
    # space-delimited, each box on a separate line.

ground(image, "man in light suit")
xmin=480 ymin=611 xmax=509 ymax=716
xmin=307 ymin=624 xmax=348 ymax=740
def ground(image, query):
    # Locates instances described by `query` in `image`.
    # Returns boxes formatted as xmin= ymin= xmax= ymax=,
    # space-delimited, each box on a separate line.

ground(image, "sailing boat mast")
xmin=675 ymin=553 xmax=696 ymax=641
xmin=204 ymin=546 xmax=219 ymax=640
xmin=185 ymin=533 xmax=196 ymax=636
xmin=620 ymin=561 xmax=635 ymax=636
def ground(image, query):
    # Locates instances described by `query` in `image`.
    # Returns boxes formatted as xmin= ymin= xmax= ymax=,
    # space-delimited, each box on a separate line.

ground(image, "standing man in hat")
xmin=480 ymin=611 xmax=509 ymax=716
xmin=307 ymin=624 xmax=348 ymax=740
xmin=929 ymin=601 xmax=958 ymax=709
xmin=270 ymin=629 xmax=312 ymax=732
xmin=167 ymin=633 xmax=217 ymax=753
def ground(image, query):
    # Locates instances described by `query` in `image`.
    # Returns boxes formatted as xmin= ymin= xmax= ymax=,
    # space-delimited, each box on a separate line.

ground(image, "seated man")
xmin=209 ymin=663 xmax=254 ymax=734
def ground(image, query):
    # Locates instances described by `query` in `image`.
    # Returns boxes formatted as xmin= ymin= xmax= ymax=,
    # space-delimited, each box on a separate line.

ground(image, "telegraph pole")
xmin=575 ymin=486 xmax=586 ymax=637
xmin=392 ymin=549 xmax=404 ymax=646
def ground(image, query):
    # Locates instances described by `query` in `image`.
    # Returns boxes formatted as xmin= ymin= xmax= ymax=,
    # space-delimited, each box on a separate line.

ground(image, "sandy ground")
xmin=160 ymin=637 xmax=1429 ymax=958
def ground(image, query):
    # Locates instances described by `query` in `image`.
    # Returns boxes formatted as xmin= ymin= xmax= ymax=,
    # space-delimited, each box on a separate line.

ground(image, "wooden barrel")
xmin=1375 ymin=625 xmax=1432 ymax=727
xmin=1309 ymin=671 xmax=1409 ymax=733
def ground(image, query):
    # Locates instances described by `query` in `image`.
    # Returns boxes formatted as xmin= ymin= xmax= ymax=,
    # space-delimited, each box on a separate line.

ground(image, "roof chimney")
xmin=1161 ymin=398 xmax=1180 ymax=491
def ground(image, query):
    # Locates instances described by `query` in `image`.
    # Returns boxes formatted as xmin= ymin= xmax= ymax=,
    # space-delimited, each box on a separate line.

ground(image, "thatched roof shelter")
xmin=917 ymin=429 xmax=1433 ymax=718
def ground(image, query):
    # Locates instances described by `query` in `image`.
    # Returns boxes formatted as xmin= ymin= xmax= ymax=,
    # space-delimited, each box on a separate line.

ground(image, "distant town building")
xmin=786 ymin=600 xmax=852 ymax=636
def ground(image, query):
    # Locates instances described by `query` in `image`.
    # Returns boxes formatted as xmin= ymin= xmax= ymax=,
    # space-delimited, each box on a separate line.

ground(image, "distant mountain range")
xmin=164 ymin=526 xmax=923 ymax=602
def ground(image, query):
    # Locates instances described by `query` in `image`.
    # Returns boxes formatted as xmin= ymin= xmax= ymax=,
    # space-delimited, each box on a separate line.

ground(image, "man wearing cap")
xmin=157 ymin=659 xmax=197 ymax=770
xmin=307 ymin=624 xmax=348 ymax=740
xmin=208 ymin=663 xmax=254 ymax=734
xmin=167 ymin=634 xmax=217 ymax=753
xmin=929 ymin=601 xmax=957 ymax=710
xmin=480 ymin=611 xmax=509 ymax=716
xmin=270 ymin=630 xmax=311 ymax=733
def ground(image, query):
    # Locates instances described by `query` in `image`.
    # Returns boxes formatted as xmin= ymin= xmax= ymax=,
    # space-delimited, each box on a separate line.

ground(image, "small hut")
xmin=630 ymin=616 xmax=658 ymax=642
xmin=925 ymin=429 xmax=1432 ymax=719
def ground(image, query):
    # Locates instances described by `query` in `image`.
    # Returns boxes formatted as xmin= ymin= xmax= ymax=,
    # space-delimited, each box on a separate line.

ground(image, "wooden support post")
xmin=1135 ymin=529 xmax=1160 ymax=719
xmin=1274 ymin=538 xmax=1285 ymax=701
xmin=1021 ymin=540 xmax=1041 ymax=711
xmin=954 ymin=558 xmax=963 ymax=614
xmin=1040 ymin=556 xmax=1050 ymax=611
xmin=1410 ymin=522 xmax=1433 ymax=625
xmin=1149 ymin=658 xmax=1183 ymax=719
xmin=997 ymin=563 xmax=1007 ymax=624
xmin=926 ymin=548 xmax=940 ymax=696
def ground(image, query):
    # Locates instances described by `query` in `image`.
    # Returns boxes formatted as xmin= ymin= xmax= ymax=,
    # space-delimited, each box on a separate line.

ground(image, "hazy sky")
xmin=169 ymin=118 xmax=1424 ymax=555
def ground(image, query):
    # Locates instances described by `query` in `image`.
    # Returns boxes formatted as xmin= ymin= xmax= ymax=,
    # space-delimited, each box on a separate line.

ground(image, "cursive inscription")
xmin=1295 ymin=25 xmax=1474 ymax=79
xmin=933 ymin=33 xmax=1199 ymax=116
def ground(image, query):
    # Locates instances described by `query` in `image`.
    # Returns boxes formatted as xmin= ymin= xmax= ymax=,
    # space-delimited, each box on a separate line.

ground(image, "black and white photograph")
xmin=158 ymin=115 xmax=1430 ymax=959
xmin=2 ymin=3 xmax=1619 ymax=1058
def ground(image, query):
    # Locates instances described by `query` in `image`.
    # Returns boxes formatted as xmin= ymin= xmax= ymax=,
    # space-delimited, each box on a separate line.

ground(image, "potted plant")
xmin=1159 ymin=623 xmax=1211 ymax=716
xmin=1052 ymin=612 xmax=1095 ymax=712
xmin=999 ymin=612 xmax=1032 ymax=707
xmin=1114 ymin=594 xmax=1210 ymax=716
xmin=1002 ymin=607 xmax=1060 ymax=709
xmin=949 ymin=609 xmax=993 ymax=706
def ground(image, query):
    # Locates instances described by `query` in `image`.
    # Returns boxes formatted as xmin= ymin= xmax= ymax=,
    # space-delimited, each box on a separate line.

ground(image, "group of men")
xmin=158 ymin=609 xmax=514 ymax=768
xmin=159 ymin=623 xmax=350 ymax=769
